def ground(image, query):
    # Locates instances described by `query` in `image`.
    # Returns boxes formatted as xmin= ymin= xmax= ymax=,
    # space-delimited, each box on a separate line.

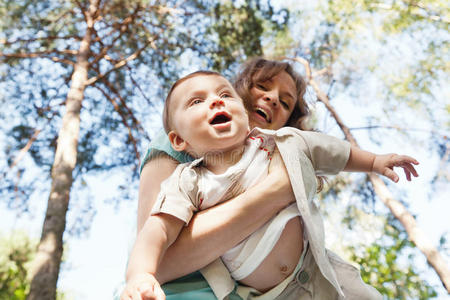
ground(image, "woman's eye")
xmin=256 ymin=83 xmax=267 ymax=91
xmin=280 ymin=100 xmax=290 ymax=109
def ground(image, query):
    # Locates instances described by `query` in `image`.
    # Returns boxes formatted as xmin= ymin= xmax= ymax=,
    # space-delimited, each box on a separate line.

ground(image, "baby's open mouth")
xmin=210 ymin=112 xmax=231 ymax=125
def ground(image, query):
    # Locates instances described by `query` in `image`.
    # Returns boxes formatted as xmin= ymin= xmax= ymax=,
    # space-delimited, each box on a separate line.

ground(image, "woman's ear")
xmin=168 ymin=131 xmax=187 ymax=151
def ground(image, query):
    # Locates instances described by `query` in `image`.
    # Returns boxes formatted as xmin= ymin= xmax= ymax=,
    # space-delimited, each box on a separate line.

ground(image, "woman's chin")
xmin=249 ymin=118 xmax=269 ymax=130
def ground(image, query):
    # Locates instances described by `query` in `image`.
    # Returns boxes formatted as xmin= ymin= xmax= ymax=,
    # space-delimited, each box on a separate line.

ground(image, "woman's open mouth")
xmin=254 ymin=107 xmax=271 ymax=123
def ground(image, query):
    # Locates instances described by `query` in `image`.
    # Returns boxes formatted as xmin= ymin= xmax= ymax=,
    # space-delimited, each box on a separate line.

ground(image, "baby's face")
xmin=168 ymin=74 xmax=250 ymax=157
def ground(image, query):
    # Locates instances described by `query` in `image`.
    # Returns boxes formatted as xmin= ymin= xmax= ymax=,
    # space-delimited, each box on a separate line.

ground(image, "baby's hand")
xmin=372 ymin=154 xmax=419 ymax=182
xmin=121 ymin=273 xmax=165 ymax=300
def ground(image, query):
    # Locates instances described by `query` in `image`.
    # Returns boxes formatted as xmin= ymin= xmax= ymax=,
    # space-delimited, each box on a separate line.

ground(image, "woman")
xmin=137 ymin=58 xmax=381 ymax=299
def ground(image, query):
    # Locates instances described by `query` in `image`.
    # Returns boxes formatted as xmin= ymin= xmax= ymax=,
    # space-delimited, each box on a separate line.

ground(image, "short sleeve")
xmin=297 ymin=130 xmax=351 ymax=175
xmin=140 ymin=129 xmax=194 ymax=174
xmin=150 ymin=163 xmax=198 ymax=224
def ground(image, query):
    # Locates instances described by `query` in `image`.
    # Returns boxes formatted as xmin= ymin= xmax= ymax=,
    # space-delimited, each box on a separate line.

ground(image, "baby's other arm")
xmin=123 ymin=213 xmax=184 ymax=300
xmin=138 ymin=154 xmax=179 ymax=232
xmin=344 ymin=146 xmax=419 ymax=182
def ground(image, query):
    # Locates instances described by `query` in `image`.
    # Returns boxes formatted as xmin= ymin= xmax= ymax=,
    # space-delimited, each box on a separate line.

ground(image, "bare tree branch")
xmin=435 ymin=142 xmax=450 ymax=182
xmin=97 ymin=74 xmax=150 ymax=141
xmin=74 ymin=0 xmax=88 ymax=23
xmin=369 ymin=2 xmax=449 ymax=24
xmin=90 ymin=4 xmax=142 ymax=66
xmin=349 ymin=125 xmax=448 ymax=138
xmin=126 ymin=65 xmax=155 ymax=108
xmin=0 ymin=51 xmax=75 ymax=66
xmin=85 ymin=38 xmax=154 ymax=86
xmin=1 ymin=49 xmax=77 ymax=59
xmin=94 ymin=84 xmax=141 ymax=169
xmin=7 ymin=129 xmax=41 ymax=171
xmin=0 ymin=35 xmax=81 ymax=46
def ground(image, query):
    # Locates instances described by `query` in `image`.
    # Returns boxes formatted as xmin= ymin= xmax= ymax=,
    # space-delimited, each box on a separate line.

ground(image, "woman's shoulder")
xmin=140 ymin=129 xmax=193 ymax=174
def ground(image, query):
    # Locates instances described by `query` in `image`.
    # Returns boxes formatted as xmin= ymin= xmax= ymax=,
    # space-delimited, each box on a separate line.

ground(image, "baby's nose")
xmin=210 ymin=99 xmax=225 ymax=109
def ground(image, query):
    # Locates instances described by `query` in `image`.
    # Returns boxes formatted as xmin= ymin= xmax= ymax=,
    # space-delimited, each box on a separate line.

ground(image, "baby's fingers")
xmin=154 ymin=285 xmax=166 ymax=300
xmin=139 ymin=282 xmax=165 ymax=300
xmin=383 ymin=167 xmax=399 ymax=182
xmin=401 ymin=163 xmax=419 ymax=179
xmin=120 ymin=287 xmax=137 ymax=300
xmin=393 ymin=155 xmax=419 ymax=167
xmin=403 ymin=167 xmax=411 ymax=181
xmin=130 ymin=288 xmax=144 ymax=300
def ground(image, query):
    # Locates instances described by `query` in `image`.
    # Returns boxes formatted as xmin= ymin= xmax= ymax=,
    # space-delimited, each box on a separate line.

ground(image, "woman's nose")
xmin=263 ymin=93 xmax=279 ymax=107
xmin=210 ymin=98 xmax=225 ymax=109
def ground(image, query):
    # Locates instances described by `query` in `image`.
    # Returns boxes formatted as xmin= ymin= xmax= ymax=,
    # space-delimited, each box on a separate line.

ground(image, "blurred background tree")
xmin=0 ymin=0 xmax=287 ymax=299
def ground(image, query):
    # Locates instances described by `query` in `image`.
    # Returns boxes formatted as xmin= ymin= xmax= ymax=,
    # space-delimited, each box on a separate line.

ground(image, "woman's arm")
xmin=138 ymin=152 xmax=295 ymax=284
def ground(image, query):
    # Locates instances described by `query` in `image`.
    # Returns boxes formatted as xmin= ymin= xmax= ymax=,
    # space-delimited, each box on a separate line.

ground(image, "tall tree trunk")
xmin=27 ymin=2 xmax=99 ymax=299
xmin=293 ymin=57 xmax=450 ymax=293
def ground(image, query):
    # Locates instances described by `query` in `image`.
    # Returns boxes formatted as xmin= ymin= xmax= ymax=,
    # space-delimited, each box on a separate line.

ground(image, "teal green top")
xmin=140 ymin=129 xmax=194 ymax=174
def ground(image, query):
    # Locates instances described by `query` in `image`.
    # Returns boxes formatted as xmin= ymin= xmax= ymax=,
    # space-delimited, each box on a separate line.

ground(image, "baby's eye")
xmin=190 ymin=99 xmax=203 ymax=106
xmin=220 ymin=92 xmax=232 ymax=98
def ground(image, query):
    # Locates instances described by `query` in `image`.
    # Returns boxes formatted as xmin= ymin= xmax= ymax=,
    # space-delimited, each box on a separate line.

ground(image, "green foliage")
xmin=0 ymin=232 xmax=68 ymax=300
xmin=207 ymin=0 xmax=289 ymax=73
xmin=350 ymin=217 xmax=437 ymax=299
xmin=319 ymin=0 xmax=449 ymax=107
xmin=0 ymin=232 xmax=35 ymax=300
xmin=319 ymin=176 xmax=442 ymax=298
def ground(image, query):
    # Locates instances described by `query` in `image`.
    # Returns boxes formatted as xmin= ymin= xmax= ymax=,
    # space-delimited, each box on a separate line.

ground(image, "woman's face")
xmin=247 ymin=70 xmax=297 ymax=130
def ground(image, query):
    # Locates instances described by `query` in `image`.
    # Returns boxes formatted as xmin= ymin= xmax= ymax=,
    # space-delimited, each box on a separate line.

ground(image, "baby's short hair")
xmin=162 ymin=70 xmax=222 ymax=133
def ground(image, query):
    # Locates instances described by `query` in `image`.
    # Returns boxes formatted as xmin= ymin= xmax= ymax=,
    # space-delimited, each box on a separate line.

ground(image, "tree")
xmin=0 ymin=1 xmax=288 ymax=299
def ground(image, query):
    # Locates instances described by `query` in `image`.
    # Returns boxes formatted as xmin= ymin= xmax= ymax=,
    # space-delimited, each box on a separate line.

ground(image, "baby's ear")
xmin=168 ymin=131 xmax=187 ymax=151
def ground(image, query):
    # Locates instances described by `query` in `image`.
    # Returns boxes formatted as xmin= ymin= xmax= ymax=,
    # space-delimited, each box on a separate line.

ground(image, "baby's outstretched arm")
xmin=121 ymin=214 xmax=184 ymax=300
xmin=344 ymin=146 xmax=419 ymax=182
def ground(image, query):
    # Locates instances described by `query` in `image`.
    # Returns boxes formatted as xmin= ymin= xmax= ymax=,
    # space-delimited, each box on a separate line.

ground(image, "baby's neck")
xmin=203 ymin=144 xmax=245 ymax=175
